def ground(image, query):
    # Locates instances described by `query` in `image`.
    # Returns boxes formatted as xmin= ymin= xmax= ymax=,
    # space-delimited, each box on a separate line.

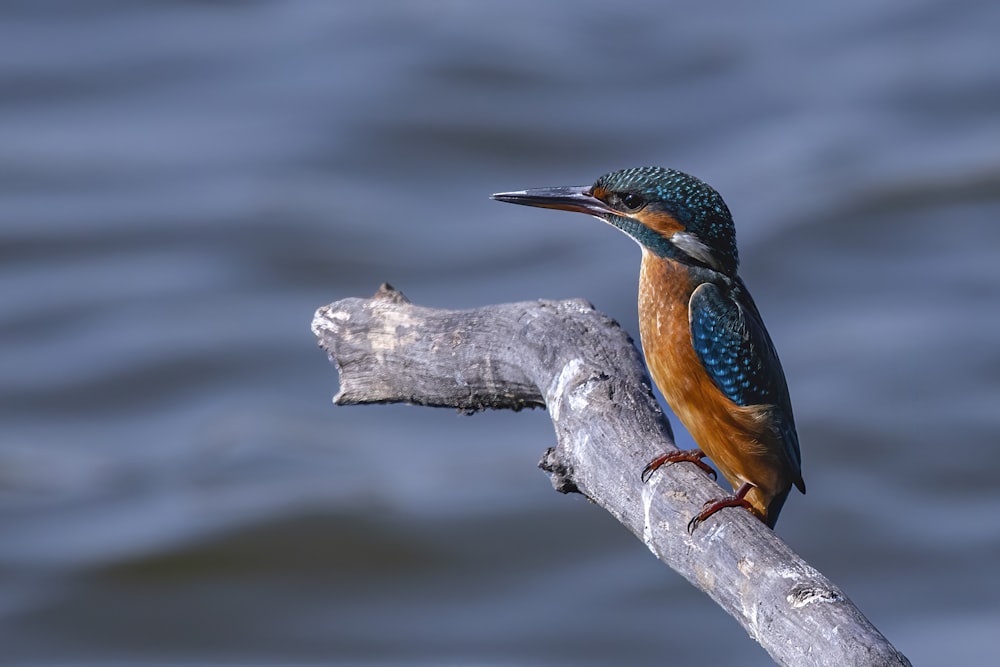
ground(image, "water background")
xmin=2 ymin=1 xmax=999 ymax=664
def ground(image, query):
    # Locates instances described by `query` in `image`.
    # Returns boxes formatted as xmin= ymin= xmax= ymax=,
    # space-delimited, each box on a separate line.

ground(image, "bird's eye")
xmin=619 ymin=193 xmax=644 ymax=211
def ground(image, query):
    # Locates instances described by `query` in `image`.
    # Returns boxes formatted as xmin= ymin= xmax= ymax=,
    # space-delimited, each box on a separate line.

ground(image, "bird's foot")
xmin=687 ymin=482 xmax=761 ymax=533
xmin=641 ymin=448 xmax=716 ymax=483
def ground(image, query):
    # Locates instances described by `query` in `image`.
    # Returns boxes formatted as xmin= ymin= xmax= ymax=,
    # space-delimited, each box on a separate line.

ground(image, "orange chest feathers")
xmin=637 ymin=251 xmax=713 ymax=420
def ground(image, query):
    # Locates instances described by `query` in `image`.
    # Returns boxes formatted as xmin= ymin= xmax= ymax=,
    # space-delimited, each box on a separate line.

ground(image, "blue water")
xmin=2 ymin=1 xmax=999 ymax=664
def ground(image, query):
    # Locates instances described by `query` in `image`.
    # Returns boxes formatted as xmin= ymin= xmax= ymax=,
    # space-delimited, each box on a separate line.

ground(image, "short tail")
xmin=764 ymin=487 xmax=792 ymax=529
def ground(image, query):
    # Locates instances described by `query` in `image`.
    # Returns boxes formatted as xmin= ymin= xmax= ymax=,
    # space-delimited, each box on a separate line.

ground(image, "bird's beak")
xmin=491 ymin=185 xmax=616 ymax=218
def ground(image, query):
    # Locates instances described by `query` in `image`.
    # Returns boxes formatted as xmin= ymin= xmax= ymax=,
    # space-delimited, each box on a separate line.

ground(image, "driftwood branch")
xmin=312 ymin=284 xmax=910 ymax=667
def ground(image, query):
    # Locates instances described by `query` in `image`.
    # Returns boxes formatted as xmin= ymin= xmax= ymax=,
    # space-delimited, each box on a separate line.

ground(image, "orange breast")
xmin=637 ymin=251 xmax=791 ymax=515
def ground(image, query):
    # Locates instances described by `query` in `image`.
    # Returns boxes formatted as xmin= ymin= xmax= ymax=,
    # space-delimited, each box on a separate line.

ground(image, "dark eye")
xmin=619 ymin=193 xmax=644 ymax=211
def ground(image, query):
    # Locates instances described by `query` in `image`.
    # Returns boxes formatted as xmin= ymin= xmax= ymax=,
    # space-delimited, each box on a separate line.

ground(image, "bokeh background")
xmin=2 ymin=1 xmax=999 ymax=665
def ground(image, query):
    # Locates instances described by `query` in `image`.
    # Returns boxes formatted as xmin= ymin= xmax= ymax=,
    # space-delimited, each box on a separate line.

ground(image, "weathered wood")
xmin=312 ymin=283 xmax=911 ymax=667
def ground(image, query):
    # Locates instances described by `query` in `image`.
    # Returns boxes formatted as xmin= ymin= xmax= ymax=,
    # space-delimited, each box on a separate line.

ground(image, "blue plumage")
xmin=690 ymin=280 xmax=802 ymax=481
xmin=689 ymin=282 xmax=771 ymax=407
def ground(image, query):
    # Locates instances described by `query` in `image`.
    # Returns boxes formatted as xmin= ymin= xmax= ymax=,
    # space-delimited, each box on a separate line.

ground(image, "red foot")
xmin=639 ymin=449 xmax=719 ymax=484
xmin=687 ymin=482 xmax=761 ymax=533
xmin=641 ymin=448 xmax=717 ymax=483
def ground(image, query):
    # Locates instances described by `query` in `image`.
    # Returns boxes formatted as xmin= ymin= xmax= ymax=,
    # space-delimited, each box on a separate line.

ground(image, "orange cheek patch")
xmin=637 ymin=210 xmax=684 ymax=237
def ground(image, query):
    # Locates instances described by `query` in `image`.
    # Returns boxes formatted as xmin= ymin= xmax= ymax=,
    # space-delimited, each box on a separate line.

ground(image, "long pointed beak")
xmin=490 ymin=185 xmax=616 ymax=218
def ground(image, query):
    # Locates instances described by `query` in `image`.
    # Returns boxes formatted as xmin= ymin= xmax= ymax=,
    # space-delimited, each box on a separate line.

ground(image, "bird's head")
xmin=492 ymin=166 xmax=739 ymax=276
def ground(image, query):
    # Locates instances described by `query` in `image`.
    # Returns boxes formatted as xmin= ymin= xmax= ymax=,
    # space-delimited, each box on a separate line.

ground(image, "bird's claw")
xmin=686 ymin=485 xmax=760 ymax=534
xmin=641 ymin=448 xmax=716 ymax=483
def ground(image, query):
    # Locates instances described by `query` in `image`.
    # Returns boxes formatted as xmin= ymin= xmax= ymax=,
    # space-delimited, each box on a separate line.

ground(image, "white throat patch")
xmin=669 ymin=231 xmax=721 ymax=270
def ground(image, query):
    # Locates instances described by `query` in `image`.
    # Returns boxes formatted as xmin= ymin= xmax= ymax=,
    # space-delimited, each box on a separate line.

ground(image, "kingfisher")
xmin=492 ymin=166 xmax=805 ymax=531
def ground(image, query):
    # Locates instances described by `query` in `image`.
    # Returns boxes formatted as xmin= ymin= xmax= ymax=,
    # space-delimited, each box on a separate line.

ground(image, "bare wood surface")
xmin=312 ymin=283 xmax=911 ymax=667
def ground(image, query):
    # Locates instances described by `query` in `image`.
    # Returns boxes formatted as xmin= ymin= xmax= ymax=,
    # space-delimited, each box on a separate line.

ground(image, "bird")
xmin=491 ymin=166 xmax=804 ymax=531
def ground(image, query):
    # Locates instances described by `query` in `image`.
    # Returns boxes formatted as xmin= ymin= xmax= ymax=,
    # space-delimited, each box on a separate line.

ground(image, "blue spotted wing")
xmin=689 ymin=280 xmax=803 ymax=487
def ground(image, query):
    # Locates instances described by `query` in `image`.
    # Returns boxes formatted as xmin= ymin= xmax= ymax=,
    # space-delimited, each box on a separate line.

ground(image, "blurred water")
xmin=2 ymin=1 xmax=999 ymax=664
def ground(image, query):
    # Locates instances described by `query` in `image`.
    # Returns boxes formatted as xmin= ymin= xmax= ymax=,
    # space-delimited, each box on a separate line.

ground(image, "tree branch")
xmin=312 ymin=283 xmax=911 ymax=667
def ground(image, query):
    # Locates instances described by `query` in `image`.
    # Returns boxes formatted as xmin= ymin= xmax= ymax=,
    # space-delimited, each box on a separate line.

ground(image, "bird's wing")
xmin=689 ymin=281 xmax=803 ymax=487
